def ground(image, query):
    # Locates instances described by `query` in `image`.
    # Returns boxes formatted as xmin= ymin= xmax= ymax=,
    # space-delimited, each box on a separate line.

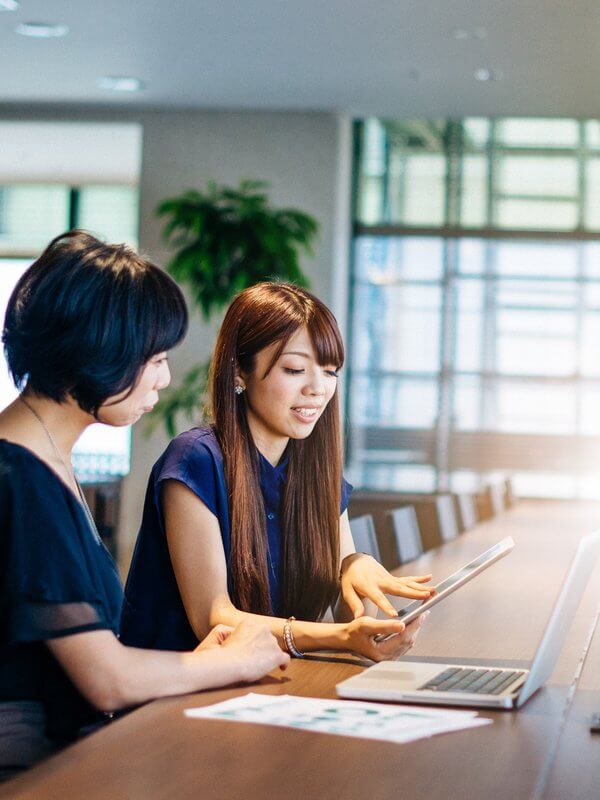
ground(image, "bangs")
xmin=307 ymin=304 xmax=345 ymax=369
xmin=260 ymin=289 xmax=345 ymax=375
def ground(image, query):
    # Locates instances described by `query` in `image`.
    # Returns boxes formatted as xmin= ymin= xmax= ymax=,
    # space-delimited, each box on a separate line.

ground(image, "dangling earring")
xmin=235 ymin=384 xmax=244 ymax=395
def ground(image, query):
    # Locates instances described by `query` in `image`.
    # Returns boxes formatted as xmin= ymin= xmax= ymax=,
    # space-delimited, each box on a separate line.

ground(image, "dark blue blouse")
xmin=121 ymin=426 xmax=352 ymax=651
xmin=0 ymin=440 xmax=123 ymax=745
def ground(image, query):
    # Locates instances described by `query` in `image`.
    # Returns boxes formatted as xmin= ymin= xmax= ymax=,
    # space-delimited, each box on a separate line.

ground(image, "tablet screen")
xmin=395 ymin=537 xmax=515 ymax=623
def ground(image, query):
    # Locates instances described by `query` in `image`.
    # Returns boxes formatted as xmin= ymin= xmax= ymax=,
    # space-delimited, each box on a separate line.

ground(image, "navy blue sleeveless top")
xmin=121 ymin=426 xmax=352 ymax=651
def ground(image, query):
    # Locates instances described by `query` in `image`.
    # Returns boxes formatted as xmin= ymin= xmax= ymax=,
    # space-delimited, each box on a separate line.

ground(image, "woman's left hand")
xmin=340 ymin=553 xmax=434 ymax=618
xmin=374 ymin=613 xmax=430 ymax=661
xmin=344 ymin=612 xmax=430 ymax=662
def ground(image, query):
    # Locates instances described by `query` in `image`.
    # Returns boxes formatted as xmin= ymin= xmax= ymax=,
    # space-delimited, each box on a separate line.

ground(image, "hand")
xmin=219 ymin=620 xmax=290 ymax=683
xmin=381 ymin=613 xmax=429 ymax=660
xmin=340 ymin=553 xmax=433 ymax=618
xmin=344 ymin=613 xmax=430 ymax=662
xmin=194 ymin=624 xmax=234 ymax=652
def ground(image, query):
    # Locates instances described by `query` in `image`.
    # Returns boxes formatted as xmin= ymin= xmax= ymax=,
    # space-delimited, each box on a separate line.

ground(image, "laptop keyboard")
xmin=419 ymin=667 xmax=523 ymax=695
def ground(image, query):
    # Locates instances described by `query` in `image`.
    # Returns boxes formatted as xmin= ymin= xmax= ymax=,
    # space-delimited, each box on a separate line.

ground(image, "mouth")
xmin=291 ymin=406 xmax=321 ymax=423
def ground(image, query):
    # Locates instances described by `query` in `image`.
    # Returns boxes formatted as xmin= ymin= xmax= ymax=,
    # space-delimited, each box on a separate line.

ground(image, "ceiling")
xmin=1 ymin=1 xmax=600 ymax=118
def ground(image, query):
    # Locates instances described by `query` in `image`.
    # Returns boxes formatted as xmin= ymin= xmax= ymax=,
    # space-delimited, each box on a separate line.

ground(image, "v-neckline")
xmin=0 ymin=438 xmax=89 ymax=512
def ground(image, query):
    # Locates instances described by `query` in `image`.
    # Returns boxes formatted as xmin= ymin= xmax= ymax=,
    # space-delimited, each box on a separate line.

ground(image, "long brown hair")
xmin=209 ymin=282 xmax=345 ymax=620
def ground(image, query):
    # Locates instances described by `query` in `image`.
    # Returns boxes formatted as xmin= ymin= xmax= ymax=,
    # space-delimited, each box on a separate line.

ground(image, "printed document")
xmin=185 ymin=693 xmax=491 ymax=744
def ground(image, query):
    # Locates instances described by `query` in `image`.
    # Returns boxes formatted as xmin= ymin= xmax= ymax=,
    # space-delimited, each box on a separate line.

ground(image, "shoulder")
xmin=166 ymin=425 xmax=222 ymax=458
xmin=157 ymin=426 xmax=223 ymax=479
xmin=0 ymin=440 xmax=69 ymax=507
xmin=0 ymin=442 xmax=112 ymax=597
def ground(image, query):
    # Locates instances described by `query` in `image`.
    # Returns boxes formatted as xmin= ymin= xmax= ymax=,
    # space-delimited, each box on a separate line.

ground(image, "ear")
xmin=234 ymin=368 xmax=246 ymax=391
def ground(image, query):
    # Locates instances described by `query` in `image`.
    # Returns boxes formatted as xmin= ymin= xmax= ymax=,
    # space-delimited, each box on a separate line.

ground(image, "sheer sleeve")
xmin=1 ymin=452 xmax=118 ymax=644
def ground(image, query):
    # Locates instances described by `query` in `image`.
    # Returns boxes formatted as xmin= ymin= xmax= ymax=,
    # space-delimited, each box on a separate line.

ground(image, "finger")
xmin=403 ymin=574 xmax=433 ymax=583
xmin=406 ymin=611 xmax=430 ymax=631
xmin=278 ymin=652 xmax=291 ymax=670
xmin=400 ymin=578 xmax=434 ymax=592
xmin=383 ymin=583 xmax=432 ymax=600
xmin=377 ymin=633 xmax=416 ymax=659
xmin=404 ymin=578 xmax=434 ymax=590
xmin=381 ymin=577 xmax=432 ymax=595
xmin=213 ymin=624 xmax=234 ymax=641
xmin=404 ymin=584 xmax=434 ymax=597
xmin=360 ymin=618 xmax=406 ymax=636
xmin=343 ymin=584 xmax=365 ymax=619
xmin=364 ymin=588 xmax=397 ymax=617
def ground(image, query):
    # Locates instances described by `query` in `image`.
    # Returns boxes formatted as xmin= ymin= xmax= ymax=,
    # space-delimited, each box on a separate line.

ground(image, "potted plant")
xmin=148 ymin=179 xmax=319 ymax=437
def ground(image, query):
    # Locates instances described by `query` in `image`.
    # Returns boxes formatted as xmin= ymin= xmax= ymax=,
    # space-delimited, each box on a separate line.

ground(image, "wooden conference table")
xmin=3 ymin=500 xmax=600 ymax=800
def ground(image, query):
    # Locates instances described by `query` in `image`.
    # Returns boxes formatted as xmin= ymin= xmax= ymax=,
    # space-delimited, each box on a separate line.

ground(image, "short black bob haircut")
xmin=2 ymin=229 xmax=188 ymax=415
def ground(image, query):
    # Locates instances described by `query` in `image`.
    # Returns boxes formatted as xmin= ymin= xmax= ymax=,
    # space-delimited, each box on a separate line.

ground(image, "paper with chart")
xmin=184 ymin=693 xmax=491 ymax=743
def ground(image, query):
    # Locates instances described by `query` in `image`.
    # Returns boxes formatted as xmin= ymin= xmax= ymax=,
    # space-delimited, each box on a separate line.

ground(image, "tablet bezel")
xmin=374 ymin=536 xmax=515 ymax=641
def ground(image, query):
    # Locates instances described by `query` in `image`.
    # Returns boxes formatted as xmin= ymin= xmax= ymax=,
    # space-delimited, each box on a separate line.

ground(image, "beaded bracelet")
xmin=283 ymin=616 xmax=305 ymax=658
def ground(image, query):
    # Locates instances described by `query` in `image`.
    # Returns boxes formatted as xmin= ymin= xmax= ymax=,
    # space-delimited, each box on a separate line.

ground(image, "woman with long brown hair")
xmin=121 ymin=282 xmax=432 ymax=660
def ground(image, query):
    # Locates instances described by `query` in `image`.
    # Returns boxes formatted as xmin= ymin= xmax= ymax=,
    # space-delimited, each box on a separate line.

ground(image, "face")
xmin=239 ymin=326 xmax=339 ymax=455
xmin=96 ymin=352 xmax=171 ymax=426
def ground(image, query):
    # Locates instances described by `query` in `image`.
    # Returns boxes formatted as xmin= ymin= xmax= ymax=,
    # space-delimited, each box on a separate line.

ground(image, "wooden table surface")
xmin=3 ymin=500 xmax=600 ymax=800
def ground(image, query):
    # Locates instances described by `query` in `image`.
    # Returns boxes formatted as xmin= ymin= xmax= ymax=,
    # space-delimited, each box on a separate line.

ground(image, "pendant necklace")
xmin=20 ymin=396 xmax=103 ymax=545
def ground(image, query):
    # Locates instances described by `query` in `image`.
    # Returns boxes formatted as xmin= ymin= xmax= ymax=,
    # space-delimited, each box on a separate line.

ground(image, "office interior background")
xmin=1 ymin=1 xmax=599 ymax=565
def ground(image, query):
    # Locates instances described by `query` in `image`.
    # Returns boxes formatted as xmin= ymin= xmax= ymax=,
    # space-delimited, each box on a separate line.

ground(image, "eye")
xmin=284 ymin=368 xmax=304 ymax=375
xmin=325 ymin=369 xmax=339 ymax=378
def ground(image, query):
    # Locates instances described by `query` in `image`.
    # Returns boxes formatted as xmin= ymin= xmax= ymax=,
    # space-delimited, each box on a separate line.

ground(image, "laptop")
xmin=337 ymin=530 xmax=600 ymax=710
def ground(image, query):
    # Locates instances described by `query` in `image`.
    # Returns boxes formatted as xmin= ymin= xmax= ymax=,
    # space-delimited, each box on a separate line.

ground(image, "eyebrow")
xmin=281 ymin=350 xmax=311 ymax=359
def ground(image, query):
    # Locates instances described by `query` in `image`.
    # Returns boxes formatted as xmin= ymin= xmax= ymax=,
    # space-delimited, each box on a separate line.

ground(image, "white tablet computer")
xmin=375 ymin=536 xmax=515 ymax=641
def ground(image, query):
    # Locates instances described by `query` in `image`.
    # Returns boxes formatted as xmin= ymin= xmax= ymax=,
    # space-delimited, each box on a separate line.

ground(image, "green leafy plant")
xmin=148 ymin=180 xmax=318 ymax=436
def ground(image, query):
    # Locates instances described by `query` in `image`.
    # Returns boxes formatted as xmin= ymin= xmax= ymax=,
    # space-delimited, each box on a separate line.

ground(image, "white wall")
xmin=126 ymin=109 xmax=353 ymax=560
xmin=0 ymin=106 xmax=353 ymax=563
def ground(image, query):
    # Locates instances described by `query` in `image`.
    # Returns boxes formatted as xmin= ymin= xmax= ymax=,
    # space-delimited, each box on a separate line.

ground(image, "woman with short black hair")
xmin=0 ymin=231 xmax=288 ymax=780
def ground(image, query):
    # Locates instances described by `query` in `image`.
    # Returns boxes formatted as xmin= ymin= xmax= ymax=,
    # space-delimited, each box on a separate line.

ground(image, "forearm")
xmin=209 ymin=601 xmax=348 ymax=653
xmin=108 ymin=644 xmax=243 ymax=710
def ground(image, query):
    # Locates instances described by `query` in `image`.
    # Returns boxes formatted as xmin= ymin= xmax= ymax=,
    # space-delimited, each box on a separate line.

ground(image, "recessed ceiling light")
xmin=16 ymin=22 xmax=69 ymax=38
xmin=474 ymin=67 xmax=503 ymax=82
xmin=0 ymin=1 xmax=20 ymax=11
xmin=453 ymin=27 xmax=487 ymax=40
xmin=97 ymin=76 xmax=143 ymax=93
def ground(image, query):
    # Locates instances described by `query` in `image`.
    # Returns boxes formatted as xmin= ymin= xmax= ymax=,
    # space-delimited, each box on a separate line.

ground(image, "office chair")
xmin=349 ymin=514 xmax=381 ymax=562
xmin=388 ymin=506 xmax=423 ymax=564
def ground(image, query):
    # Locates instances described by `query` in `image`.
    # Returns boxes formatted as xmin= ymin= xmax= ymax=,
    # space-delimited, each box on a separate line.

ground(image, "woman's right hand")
xmin=216 ymin=620 xmax=290 ymax=683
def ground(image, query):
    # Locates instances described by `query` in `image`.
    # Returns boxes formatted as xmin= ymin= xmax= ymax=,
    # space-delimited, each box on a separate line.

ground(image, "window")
xmin=348 ymin=118 xmax=600 ymax=498
xmin=0 ymin=183 xmax=139 ymax=481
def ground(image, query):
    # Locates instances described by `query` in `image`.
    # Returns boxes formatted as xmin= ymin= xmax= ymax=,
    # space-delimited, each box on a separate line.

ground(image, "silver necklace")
xmin=20 ymin=396 xmax=103 ymax=545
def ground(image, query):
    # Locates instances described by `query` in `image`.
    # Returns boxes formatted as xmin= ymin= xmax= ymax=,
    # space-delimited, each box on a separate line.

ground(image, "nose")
xmin=156 ymin=362 xmax=171 ymax=391
xmin=302 ymin=368 xmax=326 ymax=396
